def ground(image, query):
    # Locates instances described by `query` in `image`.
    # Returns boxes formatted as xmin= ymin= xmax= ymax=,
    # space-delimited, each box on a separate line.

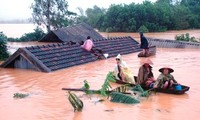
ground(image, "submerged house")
xmin=39 ymin=23 xmax=104 ymax=43
xmin=1 ymin=36 xmax=141 ymax=72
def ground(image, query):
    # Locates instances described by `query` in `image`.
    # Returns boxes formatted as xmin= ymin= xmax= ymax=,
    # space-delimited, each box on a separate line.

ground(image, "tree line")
xmin=77 ymin=0 xmax=200 ymax=32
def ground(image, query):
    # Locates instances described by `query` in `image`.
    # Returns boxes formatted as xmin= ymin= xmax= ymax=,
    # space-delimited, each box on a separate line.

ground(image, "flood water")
xmin=0 ymin=47 xmax=200 ymax=120
xmin=1 ymin=29 xmax=200 ymax=120
xmin=101 ymin=29 xmax=200 ymax=41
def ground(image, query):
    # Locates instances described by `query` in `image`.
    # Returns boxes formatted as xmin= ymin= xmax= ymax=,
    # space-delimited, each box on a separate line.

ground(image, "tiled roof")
xmin=93 ymin=36 xmax=141 ymax=58
xmin=147 ymin=38 xmax=200 ymax=48
xmin=1 ymin=36 xmax=141 ymax=72
xmin=25 ymin=43 xmax=98 ymax=72
xmin=39 ymin=23 xmax=104 ymax=43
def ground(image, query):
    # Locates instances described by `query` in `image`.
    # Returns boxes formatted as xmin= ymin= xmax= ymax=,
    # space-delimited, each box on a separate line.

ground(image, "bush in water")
xmin=7 ymin=27 xmax=46 ymax=42
xmin=175 ymin=33 xmax=199 ymax=42
xmin=0 ymin=32 xmax=9 ymax=60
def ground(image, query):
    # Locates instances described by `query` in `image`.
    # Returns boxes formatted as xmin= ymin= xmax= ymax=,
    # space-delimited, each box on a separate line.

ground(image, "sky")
xmin=0 ymin=0 xmax=156 ymax=21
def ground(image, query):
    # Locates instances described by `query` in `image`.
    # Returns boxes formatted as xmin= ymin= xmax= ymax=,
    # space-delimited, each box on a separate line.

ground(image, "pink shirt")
xmin=81 ymin=39 xmax=94 ymax=51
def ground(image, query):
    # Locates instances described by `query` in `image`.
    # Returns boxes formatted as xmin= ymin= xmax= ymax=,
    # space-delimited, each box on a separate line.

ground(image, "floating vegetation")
xmin=131 ymin=84 xmax=144 ymax=93
xmin=105 ymin=109 xmax=114 ymax=112
xmin=111 ymin=84 xmax=130 ymax=93
xmin=83 ymin=80 xmax=90 ymax=90
xmin=106 ymin=72 xmax=117 ymax=82
xmin=131 ymin=85 xmax=152 ymax=97
xmin=99 ymin=73 xmax=113 ymax=96
xmin=94 ymin=99 xmax=105 ymax=104
xmin=68 ymin=92 xmax=83 ymax=112
xmin=109 ymin=92 xmax=140 ymax=104
xmin=13 ymin=93 xmax=29 ymax=99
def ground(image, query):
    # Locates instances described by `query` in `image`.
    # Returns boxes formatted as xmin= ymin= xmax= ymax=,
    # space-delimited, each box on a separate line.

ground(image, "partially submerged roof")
xmin=1 ymin=36 xmax=141 ymax=72
xmin=1 ymin=43 xmax=98 ymax=72
xmin=39 ymin=23 xmax=104 ymax=43
xmin=147 ymin=38 xmax=200 ymax=48
xmin=93 ymin=36 xmax=141 ymax=58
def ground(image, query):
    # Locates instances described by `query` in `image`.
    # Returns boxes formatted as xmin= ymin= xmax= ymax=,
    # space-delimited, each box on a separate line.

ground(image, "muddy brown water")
xmin=1 ymin=30 xmax=200 ymax=120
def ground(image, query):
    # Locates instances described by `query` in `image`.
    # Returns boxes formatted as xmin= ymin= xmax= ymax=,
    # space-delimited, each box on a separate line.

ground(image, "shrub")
xmin=0 ymin=32 xmax=9 ymax=60
xmin=7 ymin=27 xmax=46 ymax=42
xmin=175 ymin=33 xmax=199 ymax=42
xmin=138 ymin=25 xmax=149 ymax=33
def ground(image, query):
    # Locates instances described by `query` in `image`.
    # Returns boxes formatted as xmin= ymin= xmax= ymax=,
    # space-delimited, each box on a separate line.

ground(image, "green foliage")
xmin=0 ymin=32 xmax=9 ymax=60
xmin=76 ymin=0 xmax=200 ymax=32
xmin=131 ymin=84 xmax=144 ymax=93
xmin=111 ymin=84 xmax=130 ymax=93
xmin=138 ymin=25 xmax=149 ymax=33
xmin=109 ymin=92 xmax=140 ymax=104
xmin=131 ymin=85 xmax=152 ymax=97
xmin=7 ymin=27 xmax=46 ymax=42
xmin=82 ymin=80 xmax=96 ymax=94
xmin=85 ymin=5 xmax=106 ymax=29
xmin=105 ymin=72 xmax=116 ymax=82
xmin=31 ymin=0 xmax=76 ymax=32
xmin=13 ymin=93 xmax=29 ymax=98
xmin=175 ymin=33 xmax=199 ymax=42
xmin=140 ymin=90 xmax=151 ymax=97
xmin=68 ymin=92 xmax=83 ymax=112
xmin=99 ymin=74 xmax=112 ymax=96
xmin=83 ymin=80 xmax=90 ymax=90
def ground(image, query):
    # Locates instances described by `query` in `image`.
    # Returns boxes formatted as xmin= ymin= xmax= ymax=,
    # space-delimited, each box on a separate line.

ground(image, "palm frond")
xmin=106 ymin=72 xmax=116 ymax=82
xmin=111 ymin=84 xmax=130 ymax=93
xmin=140 ymin=91 xmax=151 ymax=97
xmin=99 ymin=72 xmax=114 ymax=96
xmin=109 ymin=92 xmax=140 ymax=104
xmin=131 ymin=84 xmax=144 ymax=93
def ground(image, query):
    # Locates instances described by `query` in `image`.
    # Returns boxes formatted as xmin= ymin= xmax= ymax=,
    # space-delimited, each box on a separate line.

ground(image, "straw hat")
xmin=140 ymin=58 xmax=153 ymax=65
xmin=159 ymin=67 xmax=174 ymax=73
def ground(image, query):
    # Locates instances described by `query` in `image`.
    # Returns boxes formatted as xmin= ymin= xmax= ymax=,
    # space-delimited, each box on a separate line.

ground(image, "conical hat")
xmin=140 ymin=58 xmax=153 ymax=65
xmin=159 ymin=67 xmax=174 ymax=73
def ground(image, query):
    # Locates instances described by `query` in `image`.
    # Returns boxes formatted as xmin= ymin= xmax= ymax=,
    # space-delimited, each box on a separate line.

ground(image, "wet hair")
xmin=87 ymin=36 xmax=91 ymax=39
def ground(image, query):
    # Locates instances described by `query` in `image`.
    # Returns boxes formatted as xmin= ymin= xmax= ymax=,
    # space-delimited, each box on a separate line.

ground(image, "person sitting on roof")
xmin=140 ymin=32 xmax=149 ymax=55
xmin=137 ymin=58 xmax=155 ymax=88
xmin=81 ymin=36 xmax=94 ymax=51
xmin=81 ymin=36 xmax=104 ymax=59
xmin=154 ymin=67 xmax=178 ymax=89
xmin=113 ymin=54 xmax=135 ymax=84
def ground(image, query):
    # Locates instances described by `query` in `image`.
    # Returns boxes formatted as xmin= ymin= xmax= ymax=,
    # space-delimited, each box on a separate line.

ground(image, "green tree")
xmin=0 ymin=32 xmax=9 ymax=60
xmin=138 ymin=25 xmax=149 ymax=33
xmin=19 ymin=27 xmax=46 ymax=42
xmin=31 ymin=0 xmax=76 ymax=32
xmin=180 ymin=0 xmax=200 ymax=28
xmin=74 ymin=7 xmax=88 ymax=24
xmin=7 ymin=27 xmax=46 ymax=42
xmin=172 ymin=5 xmax=191 ymax=30
xmin=85 ymin=5 xmax=106 ymax=30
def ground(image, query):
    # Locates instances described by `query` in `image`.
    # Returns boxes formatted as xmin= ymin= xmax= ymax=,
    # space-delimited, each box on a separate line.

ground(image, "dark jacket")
xmin=137 ymin=65 xmax=153 ymax=84
xmin=140 ymin=34 xmax=149 ymax=49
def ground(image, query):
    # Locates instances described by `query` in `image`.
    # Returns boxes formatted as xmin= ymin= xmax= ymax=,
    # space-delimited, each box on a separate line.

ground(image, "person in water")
xmin=113 ymin=54 xmax=135 ymax=84
xmin=154 ymin=67 xmax=178 ymax=89
xmin=137 ymin=59 xmax=155 ymax=87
